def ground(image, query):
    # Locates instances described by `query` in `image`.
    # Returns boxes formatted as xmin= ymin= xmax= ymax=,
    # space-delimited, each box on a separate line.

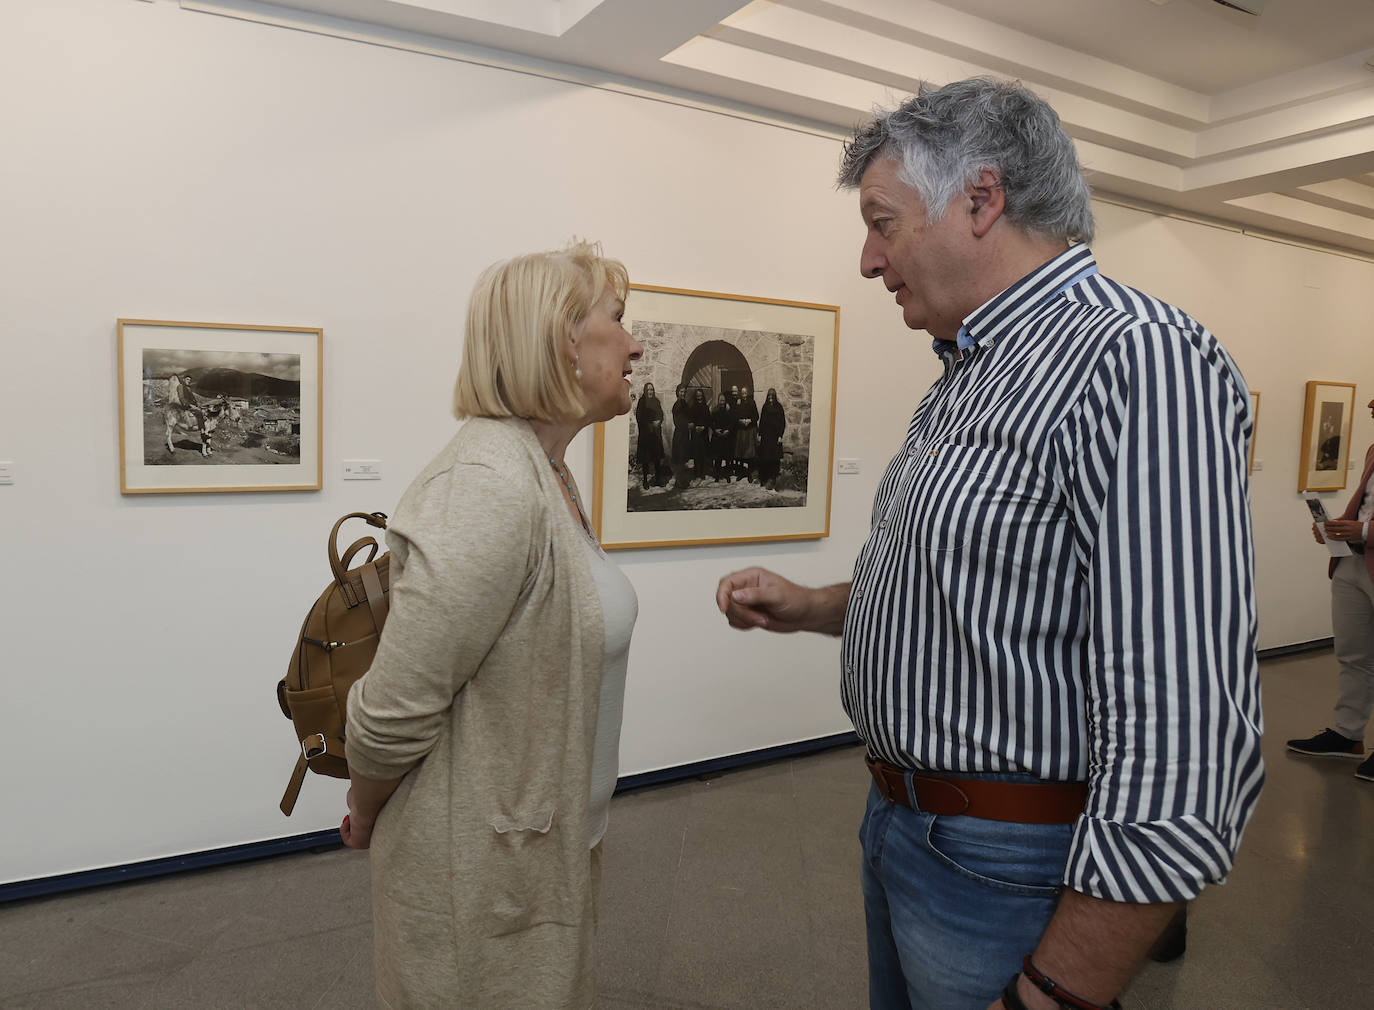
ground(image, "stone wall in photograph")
xmin=627 ymin=321 xmax=815 ymax=461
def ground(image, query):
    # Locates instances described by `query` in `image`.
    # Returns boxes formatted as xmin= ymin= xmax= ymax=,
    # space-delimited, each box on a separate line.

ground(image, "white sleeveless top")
xmin=581 ymin=531 xmax=638 ymax=847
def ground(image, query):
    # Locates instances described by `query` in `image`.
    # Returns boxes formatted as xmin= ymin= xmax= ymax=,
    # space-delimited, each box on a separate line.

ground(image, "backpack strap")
xmin=359 ymin=562 xmax=389 ymax=633
xmin=280 ymin=755 xmax=309 ymax=816
xmin=279 ymin=733 xmax=348 ymax=816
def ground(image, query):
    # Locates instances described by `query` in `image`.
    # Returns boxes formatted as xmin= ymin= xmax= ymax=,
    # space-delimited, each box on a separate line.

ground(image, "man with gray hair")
xmin=717 ymin=78 xmax=1262 ymax=1009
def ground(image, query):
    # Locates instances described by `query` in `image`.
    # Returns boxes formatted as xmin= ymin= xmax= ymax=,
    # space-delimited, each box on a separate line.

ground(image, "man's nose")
xmin=860 ymin=235 xmax=886 ymax=279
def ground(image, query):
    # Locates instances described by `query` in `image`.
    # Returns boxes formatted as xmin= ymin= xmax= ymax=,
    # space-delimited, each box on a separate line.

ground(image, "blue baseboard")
xmin=0 ymin=829 xmax=343 ymax=905
xmin=0 ymin=731 xmax=863 ymax=905
xmin=614 ymin=731 xmax=862 ymax=792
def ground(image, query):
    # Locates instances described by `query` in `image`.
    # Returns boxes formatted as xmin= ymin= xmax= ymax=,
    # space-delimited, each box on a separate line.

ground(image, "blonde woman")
xmin=341 ymin=241 xmax=642 ymax=1008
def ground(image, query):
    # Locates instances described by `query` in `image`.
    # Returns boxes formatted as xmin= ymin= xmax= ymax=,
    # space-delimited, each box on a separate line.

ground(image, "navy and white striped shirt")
xmin=841 ymin=244 xmax=1263 ymax=904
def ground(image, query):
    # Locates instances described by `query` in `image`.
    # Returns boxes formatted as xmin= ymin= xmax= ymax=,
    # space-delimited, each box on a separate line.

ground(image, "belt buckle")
xmin=302 ymin=733 xmax=326 ymax=760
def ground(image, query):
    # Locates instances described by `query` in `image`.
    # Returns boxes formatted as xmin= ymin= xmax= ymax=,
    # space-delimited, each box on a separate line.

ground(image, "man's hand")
xmin=1313 ymin=521 xmax=1325 ymax=545
xmin=714 ymin=568 xmax=849 ymax=635
xmin=981 ymin=890 xmax=1183 ymax=1010
xmin=1323 ymin=519 xmax=1365 ymax=543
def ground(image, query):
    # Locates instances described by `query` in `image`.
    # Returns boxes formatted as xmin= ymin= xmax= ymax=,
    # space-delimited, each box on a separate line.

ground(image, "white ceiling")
xmin=190 ymin=0 xmax=1374 ymax=256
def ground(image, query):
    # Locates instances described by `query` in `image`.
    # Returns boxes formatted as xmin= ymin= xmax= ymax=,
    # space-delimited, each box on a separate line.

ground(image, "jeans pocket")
xmin=923 ymin=814 xmax=1069 ymax=897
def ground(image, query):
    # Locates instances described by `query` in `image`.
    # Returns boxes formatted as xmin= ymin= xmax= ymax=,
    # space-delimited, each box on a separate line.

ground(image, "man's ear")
xmin=968 ymin=168 xmax=1006 ymax=239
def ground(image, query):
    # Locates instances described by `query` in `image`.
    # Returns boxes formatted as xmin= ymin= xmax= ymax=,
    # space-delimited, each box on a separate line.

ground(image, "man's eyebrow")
xmin=859 ymin=194 xmax=891 ymax=217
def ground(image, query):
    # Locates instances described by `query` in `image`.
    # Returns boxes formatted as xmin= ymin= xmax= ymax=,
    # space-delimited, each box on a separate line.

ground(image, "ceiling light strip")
xmin=1094 ymin=191 xmax=1374 ymax=263
xmin=179 ymin=0 xmax=851 ymax=142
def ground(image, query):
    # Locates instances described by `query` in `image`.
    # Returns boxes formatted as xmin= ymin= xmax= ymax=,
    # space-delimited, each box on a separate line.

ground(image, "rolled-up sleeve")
xmin=1058 ymin=323 xmax=1264 ymax=903
xmin=345 ymin=462 xmax=534 ymax=781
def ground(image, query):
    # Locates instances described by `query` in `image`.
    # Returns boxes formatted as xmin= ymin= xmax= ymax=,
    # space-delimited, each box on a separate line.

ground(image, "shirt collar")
xmin=930 ymin=244 xmax=1098 ymax=358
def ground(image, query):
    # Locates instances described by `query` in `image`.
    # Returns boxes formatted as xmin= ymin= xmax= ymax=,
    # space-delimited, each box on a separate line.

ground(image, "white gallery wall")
xmin=1 ymin=0 xmax=1370 ymax=885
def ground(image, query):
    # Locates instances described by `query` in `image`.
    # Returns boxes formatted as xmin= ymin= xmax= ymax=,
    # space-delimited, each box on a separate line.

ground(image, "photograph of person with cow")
xmin=140 ymin=347 xmax=303 ymax=465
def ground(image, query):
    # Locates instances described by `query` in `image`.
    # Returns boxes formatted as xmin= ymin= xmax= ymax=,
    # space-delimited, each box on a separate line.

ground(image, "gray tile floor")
xmin=3 ymin=649 xmax=1372 ymax=1009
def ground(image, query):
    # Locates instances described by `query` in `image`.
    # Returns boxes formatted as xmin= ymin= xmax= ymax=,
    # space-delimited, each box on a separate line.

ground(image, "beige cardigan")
xmin=346 ymin=416 xmax=605 ymax=1010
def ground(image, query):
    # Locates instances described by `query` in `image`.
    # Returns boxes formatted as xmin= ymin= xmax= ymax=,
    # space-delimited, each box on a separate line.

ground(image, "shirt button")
xmin=907 ymin=446 xmax=916 ymax=457
xmin=878 ymin=520 xmax=888 ymax=529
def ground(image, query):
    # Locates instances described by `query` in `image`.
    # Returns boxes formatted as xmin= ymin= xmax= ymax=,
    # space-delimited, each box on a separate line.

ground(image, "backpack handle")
xmin=328 ymin=512 xmax=388 ymax=587
xmin=339 ymin=536 xmax=380 ymax=572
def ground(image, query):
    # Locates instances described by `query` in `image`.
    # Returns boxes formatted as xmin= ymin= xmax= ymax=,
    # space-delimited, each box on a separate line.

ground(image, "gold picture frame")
xmin=592 ymin=284 xmax=839 ymax=549
xmin=1297 ymin=380 xmax=1356 ymax=492
xmin=117 ymin=318 xmax=323 ymax=494
xmin=1248 ymin=390 xmax=1260 ymax=474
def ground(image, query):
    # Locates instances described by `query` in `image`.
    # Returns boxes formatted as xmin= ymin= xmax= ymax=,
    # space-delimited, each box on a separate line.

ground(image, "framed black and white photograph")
xmin=1297 ymin=380 xmax=1356 ymax=492
xmin=117 ymin=319 xmax=323 ymax=494
xmin=592 ymin=284 xmax=839 ymax=549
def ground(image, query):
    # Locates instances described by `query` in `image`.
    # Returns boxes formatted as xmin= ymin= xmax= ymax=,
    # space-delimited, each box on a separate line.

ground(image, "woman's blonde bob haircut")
xmin=453 ymin=240 xmax=629 ymax=422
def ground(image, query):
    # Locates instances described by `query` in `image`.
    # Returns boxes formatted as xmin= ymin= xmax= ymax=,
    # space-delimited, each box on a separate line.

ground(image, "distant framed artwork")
xmin=1297 ymin=380 xmax=1356 ymax=492
xmin=592 ymin=284 xmax=839 ymax=549
xmin=117 ymin=319 xmax=323 ymax=494
xmin=1248 ymin=390 xmax=1260 ymax=474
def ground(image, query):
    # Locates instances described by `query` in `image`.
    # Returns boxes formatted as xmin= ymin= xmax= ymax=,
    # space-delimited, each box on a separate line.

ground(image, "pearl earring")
xmin=574 ymin=356 xmax=582 ymax=380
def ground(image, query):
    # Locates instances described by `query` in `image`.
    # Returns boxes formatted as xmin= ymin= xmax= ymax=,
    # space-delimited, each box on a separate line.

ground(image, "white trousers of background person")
xmin=1332 ymin=555 xmax=1374 ymax=741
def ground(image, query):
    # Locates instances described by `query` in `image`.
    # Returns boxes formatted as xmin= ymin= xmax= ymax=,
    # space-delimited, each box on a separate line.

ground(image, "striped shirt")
xmin=841 ymin=244 xmax=1263 ymax=904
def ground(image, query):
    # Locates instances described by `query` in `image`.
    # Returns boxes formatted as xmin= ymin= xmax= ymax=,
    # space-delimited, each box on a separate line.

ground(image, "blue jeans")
xmin=860 ymin=779 xmax=1074 ymax=1010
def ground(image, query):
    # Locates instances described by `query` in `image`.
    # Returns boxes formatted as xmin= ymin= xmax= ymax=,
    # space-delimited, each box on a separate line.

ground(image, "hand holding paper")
xmin=1304 ymin=493 xmax=1353 ymax=557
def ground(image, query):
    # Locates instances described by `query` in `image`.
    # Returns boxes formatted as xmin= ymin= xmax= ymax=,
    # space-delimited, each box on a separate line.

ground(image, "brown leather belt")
xmin=865 ymin=754 xmax=1087 ymax=825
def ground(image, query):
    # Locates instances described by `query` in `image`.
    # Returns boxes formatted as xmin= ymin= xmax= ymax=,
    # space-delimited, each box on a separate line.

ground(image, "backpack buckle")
xmin=302 ymin=733 xmax=327 ymax=761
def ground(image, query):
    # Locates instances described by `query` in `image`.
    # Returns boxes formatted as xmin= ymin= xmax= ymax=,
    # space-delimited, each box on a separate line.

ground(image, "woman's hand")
xmin=340 ymin=772 xmax=402 ymax=849
xmin=340 ymin=788 xmax=375 ymax=849
xmin=1323 ymin=519 xmax=1365 ymax=543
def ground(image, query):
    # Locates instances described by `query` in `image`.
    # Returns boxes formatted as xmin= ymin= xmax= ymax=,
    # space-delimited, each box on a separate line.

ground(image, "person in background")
xmin=341 ymin=240 xmax=642 ymax=1009
xmin=167 ymin=372 xmax=199 ymax=411
xmin=671 ymin=384 xmax=694 ymax=487
xmin=725 ymin=384 xmax=742 ymax=478
xmin=634 ymin=381 xmax=665 ymax=489
xmin=734 ymin=385 xmax=759 ymax=482
xmin=690 ymin=388 xmax=713 ymax=480
xmin=1289 ymin=395 xmax=1374 ymax=784
xmin=711 ymin=392 xmax=735 ymax=482
xmin=758 ymin=388 xmax=786 ymax=490
xmin=715 ymin=78 xmax=1262 ymax=1010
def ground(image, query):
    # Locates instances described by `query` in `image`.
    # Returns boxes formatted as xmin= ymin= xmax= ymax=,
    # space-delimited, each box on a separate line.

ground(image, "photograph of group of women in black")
xmin=631 ymin=382 xmax=792 ymax=507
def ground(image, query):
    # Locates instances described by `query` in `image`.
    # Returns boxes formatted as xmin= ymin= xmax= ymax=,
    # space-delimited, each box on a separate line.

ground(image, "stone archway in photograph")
xmin=681 ymin=340 xmax=753 ymax=406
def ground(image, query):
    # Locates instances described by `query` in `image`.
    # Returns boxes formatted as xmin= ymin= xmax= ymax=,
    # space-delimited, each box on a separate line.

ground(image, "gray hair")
xmin=837 ymin=78 xmax=1094 ymax=244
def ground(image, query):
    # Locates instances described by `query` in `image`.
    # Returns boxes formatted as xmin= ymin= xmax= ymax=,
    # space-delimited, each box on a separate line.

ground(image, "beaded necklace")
xmin=549 ymin=457 xmax=594 ymax=537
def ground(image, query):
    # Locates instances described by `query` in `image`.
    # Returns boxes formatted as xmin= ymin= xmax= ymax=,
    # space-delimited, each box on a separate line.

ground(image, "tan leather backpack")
xmin=277 ymin=512 xmax=390 ymax=815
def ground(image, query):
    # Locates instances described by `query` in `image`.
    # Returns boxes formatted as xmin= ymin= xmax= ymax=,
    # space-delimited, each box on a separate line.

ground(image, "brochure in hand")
xmin=1303 ymin=493 xmax=1353 ymax=557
